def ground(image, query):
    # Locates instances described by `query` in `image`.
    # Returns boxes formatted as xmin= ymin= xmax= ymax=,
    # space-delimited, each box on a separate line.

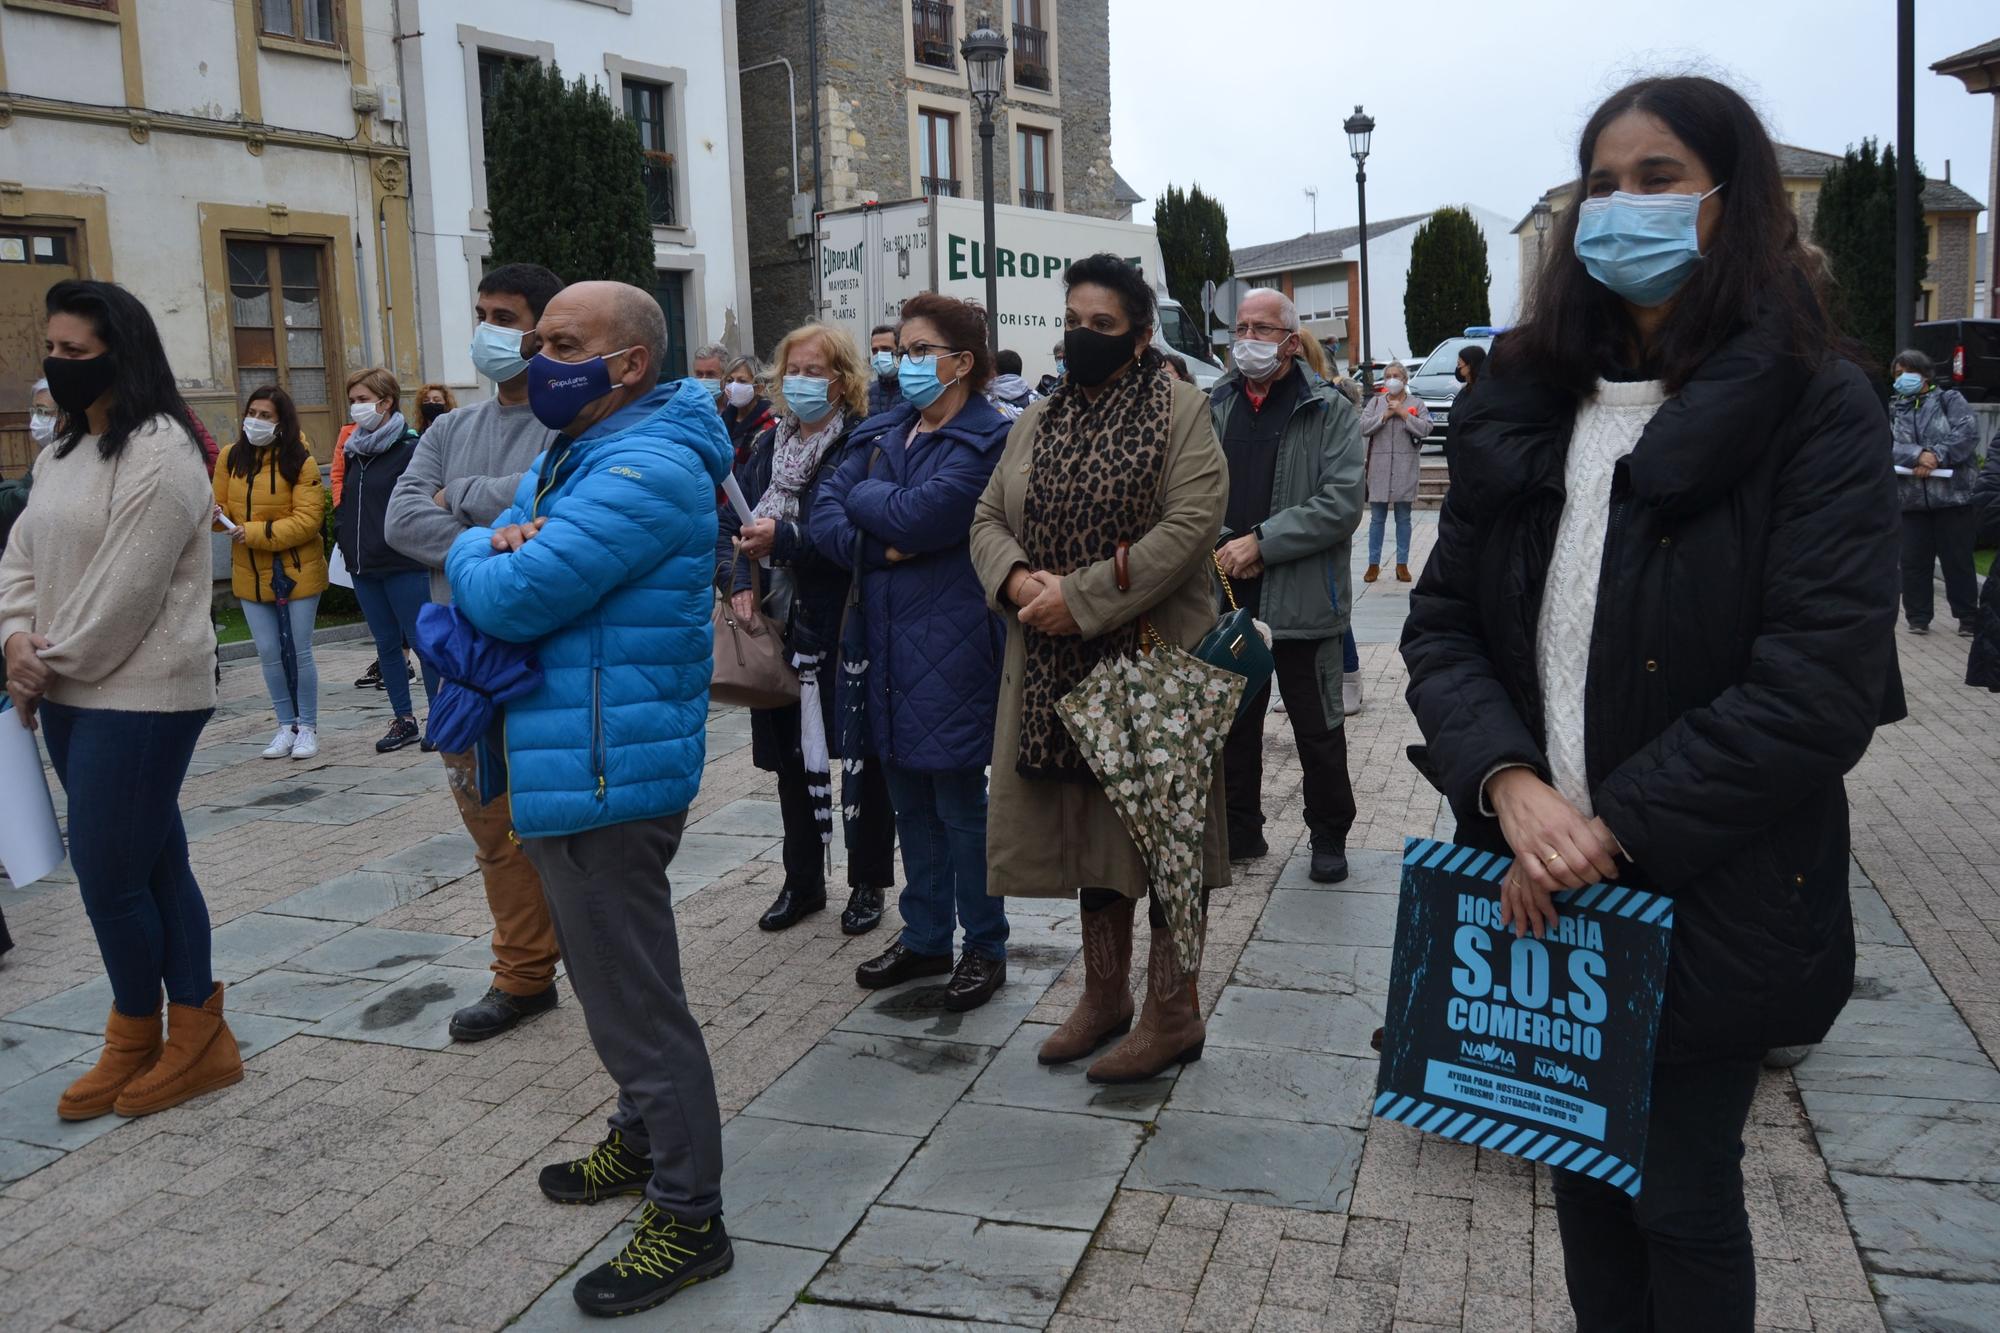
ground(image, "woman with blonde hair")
xmin=718 ymin=323 xmax=896 ymax=935
xmin=416 ymin=382 xmax=458 ymax=433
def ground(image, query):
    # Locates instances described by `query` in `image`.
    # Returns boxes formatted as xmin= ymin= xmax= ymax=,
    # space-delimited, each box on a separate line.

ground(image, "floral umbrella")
xmin=1057 ymin=644 xmax=1245 ymax=973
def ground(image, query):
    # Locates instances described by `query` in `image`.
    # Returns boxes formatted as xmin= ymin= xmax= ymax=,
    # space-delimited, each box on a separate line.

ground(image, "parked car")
xmin=1405 ymin=328 xmax=1498 ymax=449
xmin=1911 ymin=319 xmax=2000 ymax=404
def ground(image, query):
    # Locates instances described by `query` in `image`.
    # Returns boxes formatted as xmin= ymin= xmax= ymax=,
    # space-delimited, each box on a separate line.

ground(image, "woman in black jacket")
xmin=1402 ymin=77 xmax=1901 ymax=1332
xmin=717 ymin=324 xmax=896 ymax=935
xmin=336 ymin=367 xmax=431 ymax=753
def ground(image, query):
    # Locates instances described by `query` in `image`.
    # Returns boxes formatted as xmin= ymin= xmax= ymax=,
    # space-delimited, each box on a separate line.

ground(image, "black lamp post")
xmin=1344 ymin=105 xmax=1376 ymax=389
xmin=962 ymin=16 xmax=1008 ymax=354
xmin=1532 ymin=199 xmax=1553 ymax=282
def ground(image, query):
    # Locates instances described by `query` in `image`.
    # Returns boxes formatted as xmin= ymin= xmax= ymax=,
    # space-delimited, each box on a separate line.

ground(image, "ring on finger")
xmin=1544 ymin=851 xmax=1565 ymax=865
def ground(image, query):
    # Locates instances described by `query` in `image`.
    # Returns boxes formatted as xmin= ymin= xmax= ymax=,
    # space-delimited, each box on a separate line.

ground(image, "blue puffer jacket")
xmin=812 ymin=397 xmax=1011 ymax=771
xmin=446 ymin=380 xmax=732 ymax=838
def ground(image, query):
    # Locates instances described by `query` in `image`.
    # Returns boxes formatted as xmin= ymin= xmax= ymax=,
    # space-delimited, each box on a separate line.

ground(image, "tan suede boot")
xmin=1088 ymin=923 xmax=1205 ymax=1084
xmin=58 ymin=1004 xmax=162 ymax=1121
xmin=1363 ymin=564 xmax=1381 ymax=583
xmin=1038 ymin=897 xmax=1136 ymax=1065
xmin=113 ymin=982 xmax=242 ymax=1117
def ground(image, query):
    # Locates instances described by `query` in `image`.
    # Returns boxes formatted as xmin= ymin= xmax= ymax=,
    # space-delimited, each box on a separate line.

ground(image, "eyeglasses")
xmin=1232 ymin=322 xmax=1293 ymax=341
xmin=899 ymin=341 xmax=961 ymax=360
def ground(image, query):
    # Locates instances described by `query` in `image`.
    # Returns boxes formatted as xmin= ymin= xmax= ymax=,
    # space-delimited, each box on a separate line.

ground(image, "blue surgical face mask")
xmin=1892 ymin=371 xmax=1923 ymax=397
xmin=1573 ymin=184 xmax=1724 ymax=308
xmin=871 ymin=350 xmax=896 ymax=377
xmin=783 ymin=374 xmax=832 ymax=422
xmin=1055 ymin=359 xmax=1066 ymax=377
xmin=526 ymin=350 xmax=616 ymax=431
xmin=470 ymin=321 xmax=531 ymax=383
xmin=898 ymin=353 xmax=961 ymax=410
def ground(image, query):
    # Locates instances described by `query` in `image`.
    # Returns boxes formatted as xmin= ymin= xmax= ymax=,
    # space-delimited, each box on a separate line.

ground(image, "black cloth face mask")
xmin=1062 ymin=327 xmax=1139 ymax=388
xmin=42 ymin=353 xmax=117 ymax=417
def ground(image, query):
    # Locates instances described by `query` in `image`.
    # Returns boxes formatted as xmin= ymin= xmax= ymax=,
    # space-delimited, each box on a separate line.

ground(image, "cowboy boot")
xmin=1088 ymin=920 xmax=1206 ymax=1084
xmin=113 ymin=982 xmax=243 ymax=1117
xmin=1038 ymin=897 xmax=1136 ymax=1065
xmin=57 ymin=1002 xmax=162 ymax=1121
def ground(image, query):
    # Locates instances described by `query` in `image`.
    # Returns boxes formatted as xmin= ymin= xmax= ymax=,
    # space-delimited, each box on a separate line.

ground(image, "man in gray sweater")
xmin=385 ymin=262 xmax=563 ymax=1043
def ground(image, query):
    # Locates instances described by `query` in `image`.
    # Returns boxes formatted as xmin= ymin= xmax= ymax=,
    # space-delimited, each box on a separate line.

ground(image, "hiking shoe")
xmin=571 ymin=1203 xmax=733 ymax=1317
xmin=1909 ymin=621 xmax=1931 ymax=636
xmin=355 ymin=661 xmax=382 ymax=689
xmin=375 ymin=716 xmax=421 ymax=753
xmin=289 ymin=726 xmax=319 ymax=761
xmin=450 ymin=984 xmax=557 ymax=1042
xmin=260 ymin=726 xmax=296 ymax=759
xmin=539 ymin=1129 xmax=652 ymax=1205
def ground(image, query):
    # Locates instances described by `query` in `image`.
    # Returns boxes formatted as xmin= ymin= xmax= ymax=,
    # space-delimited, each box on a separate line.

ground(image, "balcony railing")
xmin=913 ymin=1 xmax=956 ymax=69
xmin=641 ymin=152 xmax=678 ymax=228
xmin=1013 ymin=23 xmax=1051 ymax=90
xmin=1018 ymin=188 xmax=1054 ymax=211
xmin=922 ymin=175 xmax=962 ymax=198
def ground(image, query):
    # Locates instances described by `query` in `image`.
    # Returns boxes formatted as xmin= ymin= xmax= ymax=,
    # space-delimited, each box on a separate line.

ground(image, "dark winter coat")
xmin=335 ymin=427 xmax=425 ymax=578
xmin=1889 ymin=384 xmax=1979 ymax=510
xmin=868 ymin=374 xmax=903 ymax=419
xmin=716 ymin=418 xmax=854 ymax=772
xmin=1968 ymin=449 xmax=2000 ymax=691
xmin=1401 ymin=313 xmax=1906 ymax=1064
xmin=812 ymin=397 xmax=1011 ymax=772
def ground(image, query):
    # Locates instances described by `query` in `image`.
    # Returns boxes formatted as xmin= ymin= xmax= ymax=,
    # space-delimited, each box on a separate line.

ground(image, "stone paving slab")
xmin=262 ymin=869 xmax=439 ymax=923
xmin=880 ymin=1102 xmax=1144 ymax=1230
xmin=207 ymin=911 xmax=354 ymax=978
xmin=721 ymin=1115 xmax=919 ymax=1252
xmin=809 ymin=1203 xmax=1088 ymax=1327
xmin=311 ymin=963 xmax=494 ymax=1051
xmin=742 ymin=1031 xmax=991 ymax=1138
xmin=962 ymin=1022 xmax=1175 ymax=1123
xmin=284 ymin=925 xmax=470 ymax=983
xmin=774 ymin=1307 xmax=1019 ymax=1332
xmin=0 ymin=1021 xmax=98 ymax=1094
xmin=225 ymin=968 xmax=392 ymax=1023
xmin=1128 ymin=1110 xmax=1367 ymax=1212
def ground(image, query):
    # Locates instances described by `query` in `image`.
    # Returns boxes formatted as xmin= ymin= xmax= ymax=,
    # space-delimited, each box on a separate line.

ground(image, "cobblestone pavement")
xmin=0 ymin=521 xmax=1991 ymax=1331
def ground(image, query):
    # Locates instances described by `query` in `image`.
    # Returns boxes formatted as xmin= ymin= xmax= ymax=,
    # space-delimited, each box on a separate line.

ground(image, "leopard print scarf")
xmin=1017 ymin=355 xmax=1176 ymax=780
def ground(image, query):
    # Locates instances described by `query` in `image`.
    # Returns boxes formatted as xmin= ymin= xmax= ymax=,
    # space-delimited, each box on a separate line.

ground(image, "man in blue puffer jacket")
xmin=445 ymin=281 xmax=735 ymax=1320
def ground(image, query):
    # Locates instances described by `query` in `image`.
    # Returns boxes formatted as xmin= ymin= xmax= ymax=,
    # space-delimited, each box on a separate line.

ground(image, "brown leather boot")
xmin=58 ymin=1003 xmax=162 ymax=1121
xmin=1038 ymin=897 xmax=1136 ymax=1065
xmin=1088 ymin=923 xmax=1205 ymax=1084
xmin=1396 ymin=563 xmax=1413 ymax=582
xmin=1363 ymin=564 xmax=1381 ymax=583
xmin=113 ymin=982 xmax=242 ymax=1117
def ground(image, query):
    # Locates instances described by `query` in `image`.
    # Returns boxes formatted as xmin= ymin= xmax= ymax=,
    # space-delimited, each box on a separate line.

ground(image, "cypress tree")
xmin=485 ymin=62 xmax=656 ymax=290
xmin=1402 ymin=207 xmax=1492 ymax=356
xmin=1155 ymin=184 xmax=1234 ymax=337
xmin=1812 ymin=139 xmax=1929 ymax=371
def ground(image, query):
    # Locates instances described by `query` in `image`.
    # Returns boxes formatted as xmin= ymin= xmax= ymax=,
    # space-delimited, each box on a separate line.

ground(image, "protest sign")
xmin=0 ymin=700 xmax=64 ymax=887
xmin=1372 ymin=837 xmax=1674 ymax=1196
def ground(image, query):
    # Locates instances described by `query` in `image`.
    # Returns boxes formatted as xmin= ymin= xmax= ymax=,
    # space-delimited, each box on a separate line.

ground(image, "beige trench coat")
xmin=969 ymin=378 xmax=1232 ymax=901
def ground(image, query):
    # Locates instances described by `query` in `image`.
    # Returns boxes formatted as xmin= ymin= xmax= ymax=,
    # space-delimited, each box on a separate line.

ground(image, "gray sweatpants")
xmin=522 ymin=811 xmax=724 ymax=1220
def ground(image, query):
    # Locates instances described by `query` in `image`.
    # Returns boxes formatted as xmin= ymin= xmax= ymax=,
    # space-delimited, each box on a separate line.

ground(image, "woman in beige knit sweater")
xmin=0 ymin=280 xmax=241 ymax=1121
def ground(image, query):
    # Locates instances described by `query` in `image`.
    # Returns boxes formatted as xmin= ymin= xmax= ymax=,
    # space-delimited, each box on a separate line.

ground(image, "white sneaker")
xmin=261 ymin=726 xmax=296 ymax=759
xmin=1343 ymin=677 xmax=1365 ymax=717
xmin=289 ymin=726 xmax=319 ymax=761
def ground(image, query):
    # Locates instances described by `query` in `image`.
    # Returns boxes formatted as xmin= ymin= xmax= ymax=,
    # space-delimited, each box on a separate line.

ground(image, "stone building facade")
xmin=737 ymin=0 xmax=1121 ymax=348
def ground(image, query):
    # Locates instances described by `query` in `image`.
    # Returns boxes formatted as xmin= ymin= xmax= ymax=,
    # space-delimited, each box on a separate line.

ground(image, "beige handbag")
xmin=711 ymin=557 xmax=800 ymax=710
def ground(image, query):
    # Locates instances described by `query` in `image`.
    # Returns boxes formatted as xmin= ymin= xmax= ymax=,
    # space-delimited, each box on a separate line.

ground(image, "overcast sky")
xmin=1109 ymin=0 xmax=1995 ymax=249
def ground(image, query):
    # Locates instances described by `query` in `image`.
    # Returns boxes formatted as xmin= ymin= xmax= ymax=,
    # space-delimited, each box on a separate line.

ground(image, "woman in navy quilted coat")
xmin=814 ymin=293 xmax=1014 ymax=1013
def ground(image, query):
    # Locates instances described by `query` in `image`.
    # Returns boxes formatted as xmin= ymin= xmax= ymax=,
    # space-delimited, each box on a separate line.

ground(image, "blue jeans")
xmin=884 ymin=764 xmax=1008 ymax=961
xmin=351 ymin=570 xmax=435 ymax=716
xmin=1368 ymin=501 xmax=1413 ymax=565
xmin=240 ymin=593 xmax=320 ymax=727
xmin=1327 ymin=571 xmax=1361 ymax=674
xmin=40 ymin=702 xmax=214 ymax=1015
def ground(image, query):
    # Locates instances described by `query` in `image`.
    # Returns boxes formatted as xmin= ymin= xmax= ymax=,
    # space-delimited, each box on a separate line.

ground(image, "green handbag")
xmin=1195 ymin=555 xmax=1275 ymax=719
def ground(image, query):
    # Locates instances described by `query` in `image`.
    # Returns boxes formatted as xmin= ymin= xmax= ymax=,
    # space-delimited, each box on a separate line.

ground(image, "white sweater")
xmin=0 ymin=415 xmax=219 ymax=714
xmin=1535 ymin=379 xmax=1667 ymax=813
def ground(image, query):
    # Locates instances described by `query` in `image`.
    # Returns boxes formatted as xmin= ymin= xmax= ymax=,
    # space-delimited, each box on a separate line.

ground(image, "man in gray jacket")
xmin=385 ymin=262 xmax=563 ymax=1042
xmin=1210 ymin=289 xmax=1365 ymax=883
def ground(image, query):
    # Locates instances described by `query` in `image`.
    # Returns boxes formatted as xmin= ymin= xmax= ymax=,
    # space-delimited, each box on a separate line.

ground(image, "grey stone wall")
xmin=1934 ymin=213 xmax=1974 ymax=320
xmin=737 ymin=0 xmax=1119 ymax=343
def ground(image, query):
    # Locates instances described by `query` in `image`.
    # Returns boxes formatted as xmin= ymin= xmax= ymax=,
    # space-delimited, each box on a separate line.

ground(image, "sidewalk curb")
xmin=217 ymin=621 xmax=375 ymax=664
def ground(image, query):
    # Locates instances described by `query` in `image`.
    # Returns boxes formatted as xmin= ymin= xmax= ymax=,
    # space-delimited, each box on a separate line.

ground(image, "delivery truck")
xmin=816 ymin=196 xmax=1222 ymax=389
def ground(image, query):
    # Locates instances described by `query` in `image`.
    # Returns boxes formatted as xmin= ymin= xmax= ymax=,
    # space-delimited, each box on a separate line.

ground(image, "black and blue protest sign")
xmin=1372 ymin=838 xmax=1674 ymax=1196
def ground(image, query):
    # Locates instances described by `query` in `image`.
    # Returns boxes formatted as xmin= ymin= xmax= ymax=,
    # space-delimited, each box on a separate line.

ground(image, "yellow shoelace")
xmin=610 ymin=1204 xmax=705 ymax=1279
xmin=578 ymin=1136 xmax=640 ymax=1192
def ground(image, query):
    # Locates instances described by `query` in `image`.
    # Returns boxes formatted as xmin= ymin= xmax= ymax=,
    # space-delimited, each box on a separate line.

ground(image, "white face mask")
xmin=1383 ymin=376 xmax=1406 ymax=395
xmin=28 ymin=410 xmax=58 ymax=446
xmin=349 ymin=401 xmax=383 ymax=429
xmin=724 ymin=380 xmax=756 ymax=408
xmin=1232 ymin=338 xmax=1285 ymax=381
xmin=242 ymin=417 xmax=278 ymax=445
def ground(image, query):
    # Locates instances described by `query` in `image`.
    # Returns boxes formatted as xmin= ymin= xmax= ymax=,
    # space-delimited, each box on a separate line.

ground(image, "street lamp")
xmin=962 ymin=15 xmax=1008 ymax=354
xmin=1343 ymin=106 xmax=1376 ymax=389
xmin=1532 ymin=199 xmax=1553 ymax=283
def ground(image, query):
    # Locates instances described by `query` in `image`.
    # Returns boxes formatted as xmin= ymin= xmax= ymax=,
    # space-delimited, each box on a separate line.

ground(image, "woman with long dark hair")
xmin=1402 ymin=76 xmax=1902 ymax=1330
xmin=0 ymin=279 xmax=242 ymax=1118
xmin=215 ymin=385 xmax=327 ymax=759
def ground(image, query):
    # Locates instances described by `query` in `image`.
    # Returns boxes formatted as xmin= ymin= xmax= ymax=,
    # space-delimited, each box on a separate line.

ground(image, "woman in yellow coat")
xmin=213 ymin=385 xmax=327 ymax=759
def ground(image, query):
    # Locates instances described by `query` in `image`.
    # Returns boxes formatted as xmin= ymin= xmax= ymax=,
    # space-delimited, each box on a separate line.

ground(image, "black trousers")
xmin=1552 ymin=1056 xmax=1761 ymax=1332
xmin=1900 ymin=505 xmax=1980 ymax=628
xmin=1221 ymin=637 xmax=1356 ymax=852
xmin=775 ymin=758 xmax=896 ymax=894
